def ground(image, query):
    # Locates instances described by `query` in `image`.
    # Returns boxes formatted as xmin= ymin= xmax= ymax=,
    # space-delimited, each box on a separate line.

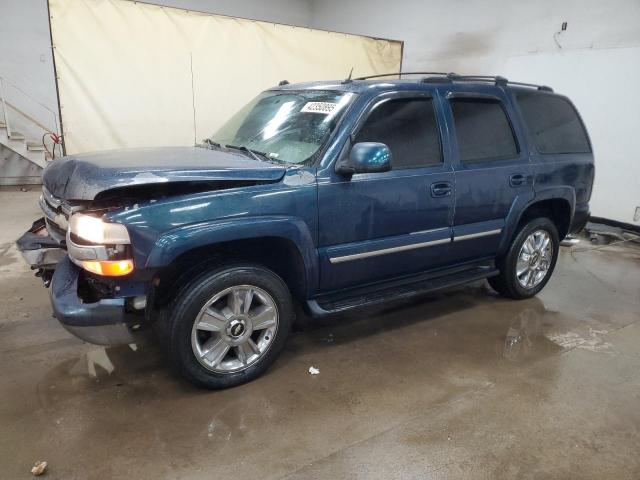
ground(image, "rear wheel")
xmin=164 ymin=264 xmax=293 ymax=389
xmin=489 ymin=217 xmax=559 ymax=299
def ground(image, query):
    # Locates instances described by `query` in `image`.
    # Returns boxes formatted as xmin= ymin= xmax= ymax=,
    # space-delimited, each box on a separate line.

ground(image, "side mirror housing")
xmin=336 ymin=142 xmax=392 ymax=176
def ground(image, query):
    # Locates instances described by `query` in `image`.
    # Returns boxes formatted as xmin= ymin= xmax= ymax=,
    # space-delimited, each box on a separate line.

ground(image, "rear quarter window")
xmin=515 ymin=92 xmax=591 ymax=154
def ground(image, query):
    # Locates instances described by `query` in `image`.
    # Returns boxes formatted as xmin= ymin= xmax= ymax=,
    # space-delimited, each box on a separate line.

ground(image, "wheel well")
xmin=150 ymin=237 xmax=307 ymax=309
xmin=518 ymin=199 xmax=571 ymax=239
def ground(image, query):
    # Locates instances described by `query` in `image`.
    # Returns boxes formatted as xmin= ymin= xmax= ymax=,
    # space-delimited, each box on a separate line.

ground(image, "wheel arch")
xmin=145 ymin=216 xmax=318 ymax=307
xmin=499 ymin=188 xmax=575 ymax=255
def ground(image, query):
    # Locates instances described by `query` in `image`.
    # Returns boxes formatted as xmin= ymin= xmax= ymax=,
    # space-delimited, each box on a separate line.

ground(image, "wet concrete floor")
xmin=1 ymin=189 xmax=639 ymax=479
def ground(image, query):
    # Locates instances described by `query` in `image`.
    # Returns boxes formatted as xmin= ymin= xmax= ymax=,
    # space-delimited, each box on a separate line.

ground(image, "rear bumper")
xmin=50 ymin=256 xmax=137 ymax=345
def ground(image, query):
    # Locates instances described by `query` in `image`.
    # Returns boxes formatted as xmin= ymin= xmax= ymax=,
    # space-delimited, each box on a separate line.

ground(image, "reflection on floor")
xmin=1 ymin=190 xmax=639 ymax=479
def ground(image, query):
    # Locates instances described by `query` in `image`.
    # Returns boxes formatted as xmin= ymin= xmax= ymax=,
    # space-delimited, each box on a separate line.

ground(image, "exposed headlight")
xmin=68 ymin=213 xmax=134 ymax=276
xmin=69 ymin=213 xmax=130 ymax=244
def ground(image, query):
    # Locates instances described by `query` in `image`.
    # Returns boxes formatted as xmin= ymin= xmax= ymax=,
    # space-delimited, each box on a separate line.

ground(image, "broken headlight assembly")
xmin=68 ymin=213 xmax=134 ymax=276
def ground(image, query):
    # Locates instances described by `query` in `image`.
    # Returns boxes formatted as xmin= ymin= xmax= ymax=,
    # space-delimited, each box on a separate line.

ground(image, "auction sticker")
xmin=301 ymin=102 xmax=338 ymax=114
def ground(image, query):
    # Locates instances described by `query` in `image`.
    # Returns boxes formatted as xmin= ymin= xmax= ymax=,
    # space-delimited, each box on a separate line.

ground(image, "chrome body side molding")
xmin=453 ymin=229 xmax=502 ymax=242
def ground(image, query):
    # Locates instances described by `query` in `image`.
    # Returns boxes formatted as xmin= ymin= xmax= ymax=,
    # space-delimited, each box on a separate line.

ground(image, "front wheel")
xmin=165 ymin=264 xmax=293 ymax=389
xmin=489 ymin=217 xmax=559 ymax=299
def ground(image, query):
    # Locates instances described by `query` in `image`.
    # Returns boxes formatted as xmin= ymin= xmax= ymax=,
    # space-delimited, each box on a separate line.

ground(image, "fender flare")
xmin=145 ymin=215 xmax=318 ymax=296
xmin=498 ymin=186 xmax=575 ymax=255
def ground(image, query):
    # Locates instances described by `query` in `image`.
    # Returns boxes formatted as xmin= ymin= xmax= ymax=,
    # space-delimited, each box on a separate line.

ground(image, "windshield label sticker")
xmin=301 ymin=102 xmax=338 ymax=114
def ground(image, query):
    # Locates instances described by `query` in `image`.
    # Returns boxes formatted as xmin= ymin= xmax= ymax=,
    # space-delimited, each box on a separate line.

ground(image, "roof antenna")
xmin=342 ymin=67 xmax=354 ymax=84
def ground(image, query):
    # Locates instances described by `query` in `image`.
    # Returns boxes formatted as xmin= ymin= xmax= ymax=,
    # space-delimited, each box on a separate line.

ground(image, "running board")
xmin=307 ymin=263 xmax=498 ymax=317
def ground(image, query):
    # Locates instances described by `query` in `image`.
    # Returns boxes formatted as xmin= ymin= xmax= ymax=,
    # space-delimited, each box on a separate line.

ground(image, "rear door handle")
xmin=509 ymin=174 xmax=528 ymax=187
xmin=430 ymin=182 xmax=452 ymax=197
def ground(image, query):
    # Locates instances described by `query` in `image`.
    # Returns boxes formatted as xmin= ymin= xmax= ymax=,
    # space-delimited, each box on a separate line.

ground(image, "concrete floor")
xmin=1 ymin=188 xmax=639 ymax=479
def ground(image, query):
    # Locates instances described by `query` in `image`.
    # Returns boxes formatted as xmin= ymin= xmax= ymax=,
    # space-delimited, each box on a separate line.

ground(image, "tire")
xmin=163 ymin=264 xmax=293 ymax=389
xmin=488 ymin=217 xmax=559 ymax=299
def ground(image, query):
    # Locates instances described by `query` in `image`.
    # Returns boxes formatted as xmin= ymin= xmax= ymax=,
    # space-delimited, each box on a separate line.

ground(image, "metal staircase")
xmin=0 ymin=75 xmax=62 ymax=184
xmin=0 ymin=121 xmax=49 ymax=169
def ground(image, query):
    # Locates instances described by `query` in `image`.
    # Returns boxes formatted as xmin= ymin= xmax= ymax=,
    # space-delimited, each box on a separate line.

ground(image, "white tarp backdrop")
xmin=48 ymin=0 xmax=402 ymax=154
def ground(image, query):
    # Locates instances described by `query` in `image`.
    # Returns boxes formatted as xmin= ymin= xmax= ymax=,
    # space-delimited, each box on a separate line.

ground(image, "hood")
xmin=42 ymin=146 xmax=287 ymax=200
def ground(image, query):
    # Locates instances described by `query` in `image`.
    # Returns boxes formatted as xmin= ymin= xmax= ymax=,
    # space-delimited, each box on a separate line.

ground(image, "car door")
xmin=441 ymin=87 xmax=534 ymax=263
xmin=316 ymin=91 xmax=454 ymax=292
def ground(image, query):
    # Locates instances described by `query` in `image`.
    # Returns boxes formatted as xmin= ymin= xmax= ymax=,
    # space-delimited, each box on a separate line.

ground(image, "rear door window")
xmin=449 ymin=98 xmax=519 ymax=162
xmin=515 ymin=92 xmax=591 ymax=154
xmin=354 ymin=97 xmax=442 ymax=168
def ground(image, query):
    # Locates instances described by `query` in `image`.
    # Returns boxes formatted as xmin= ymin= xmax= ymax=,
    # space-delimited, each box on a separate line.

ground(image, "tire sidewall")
xmin=505 ymin=217 xmax=559 ymax=298
xmin=168 ymin=265 xmax=293 ymax=389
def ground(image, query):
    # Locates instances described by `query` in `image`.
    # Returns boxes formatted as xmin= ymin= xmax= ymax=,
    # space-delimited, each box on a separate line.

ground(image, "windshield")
xmin=209 ymin=90 xmax=354 ymax=165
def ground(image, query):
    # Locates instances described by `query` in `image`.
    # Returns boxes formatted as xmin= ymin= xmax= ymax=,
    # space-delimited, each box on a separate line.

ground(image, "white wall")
xmin=311 ymin=0 xmax=639 ymax=71
xmin=312 ymin=0 xmax=640 ymax=224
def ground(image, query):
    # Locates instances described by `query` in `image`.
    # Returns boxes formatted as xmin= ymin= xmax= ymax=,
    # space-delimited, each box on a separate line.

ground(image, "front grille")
xmin=40 ymin=186 xmax=69 ymax=243
xmin=42 ymin=185 xmax=62 ymax=210
xmin=45 ymin=217 xmax=67 ymax=243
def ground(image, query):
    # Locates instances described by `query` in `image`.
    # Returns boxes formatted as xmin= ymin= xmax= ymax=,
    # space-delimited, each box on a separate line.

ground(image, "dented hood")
xmin=42 ymin=146 xmax=286 ymax=200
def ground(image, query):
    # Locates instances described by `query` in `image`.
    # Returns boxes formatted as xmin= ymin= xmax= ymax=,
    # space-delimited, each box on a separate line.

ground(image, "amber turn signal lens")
xmin=82 ymin=259 xmax=134 ymax=276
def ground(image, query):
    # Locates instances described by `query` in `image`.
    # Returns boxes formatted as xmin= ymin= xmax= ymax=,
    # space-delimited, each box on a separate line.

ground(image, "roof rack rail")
xmin=512 ymin=82 xmax=554 ymax=92
xmin=447 ymin=74 xmax=508 ymax=86
xmin=421 ymin=75 xmax=452 ymax=84
xmin=354 ymin=71 xmax=451 ymax=80
xmin=448 ymin=74 xmax=554 ymax=92
xmin=353 ymin=72 xmax=553 ymax=92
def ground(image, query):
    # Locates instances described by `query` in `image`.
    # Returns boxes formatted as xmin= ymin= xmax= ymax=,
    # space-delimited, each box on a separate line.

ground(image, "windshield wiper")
xmin=201 ymin=138 xmax=222 ymax=149
xmin=225 ymin=144 xmax=271 ymax=163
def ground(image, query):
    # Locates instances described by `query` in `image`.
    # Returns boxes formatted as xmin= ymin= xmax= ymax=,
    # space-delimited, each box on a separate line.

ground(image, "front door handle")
xmin=430 ymin=182 xmax=452 ymax=198
xmin=509 ymin=174 xmax=528 ymax=187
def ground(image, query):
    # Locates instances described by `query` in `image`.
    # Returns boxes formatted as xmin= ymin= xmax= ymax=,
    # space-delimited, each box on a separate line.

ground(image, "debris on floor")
xmin=30 ymin=460 xmax=47 ymax=476
xmin=560 ymin=235 xmax=580 ymax=246
xmin=308 ymin=366 xmax=320 ymax=375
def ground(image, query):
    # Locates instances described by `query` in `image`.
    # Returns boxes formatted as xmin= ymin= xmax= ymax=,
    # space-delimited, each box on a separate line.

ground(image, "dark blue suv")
xmin=18 ymin=73 xmax=594 ymax=388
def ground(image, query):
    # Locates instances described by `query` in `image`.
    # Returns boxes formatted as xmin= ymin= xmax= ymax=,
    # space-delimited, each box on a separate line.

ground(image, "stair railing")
xmin=0 ymin=74 xmax=60 ymax=138
xmin=0 ymin=75 xmax=12 ymax=137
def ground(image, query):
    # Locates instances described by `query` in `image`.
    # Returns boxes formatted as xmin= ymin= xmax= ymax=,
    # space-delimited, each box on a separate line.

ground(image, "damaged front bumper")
xmin=17 ymin=218 xmax=140 ymax=346
xmin=50 ymin=256 xmax=138 ymax=345
xmin=16 ymin=218 xmax=66 ymax=273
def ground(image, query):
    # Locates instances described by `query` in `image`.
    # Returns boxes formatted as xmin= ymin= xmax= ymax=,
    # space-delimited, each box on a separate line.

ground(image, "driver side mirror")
xmin=336 ymin=142 xmax=392 ymax=177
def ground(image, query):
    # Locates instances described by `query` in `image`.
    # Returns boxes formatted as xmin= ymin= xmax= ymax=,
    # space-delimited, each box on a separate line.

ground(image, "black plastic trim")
xmin=308 ymin=260 xmax=498 ymax=316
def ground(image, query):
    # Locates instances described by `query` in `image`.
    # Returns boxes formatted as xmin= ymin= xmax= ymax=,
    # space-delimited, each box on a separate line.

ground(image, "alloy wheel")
xmin=516 ymin=229 xmax=553 ymax=289
xmin=191 ymin=285 xmax=279 ymax=373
